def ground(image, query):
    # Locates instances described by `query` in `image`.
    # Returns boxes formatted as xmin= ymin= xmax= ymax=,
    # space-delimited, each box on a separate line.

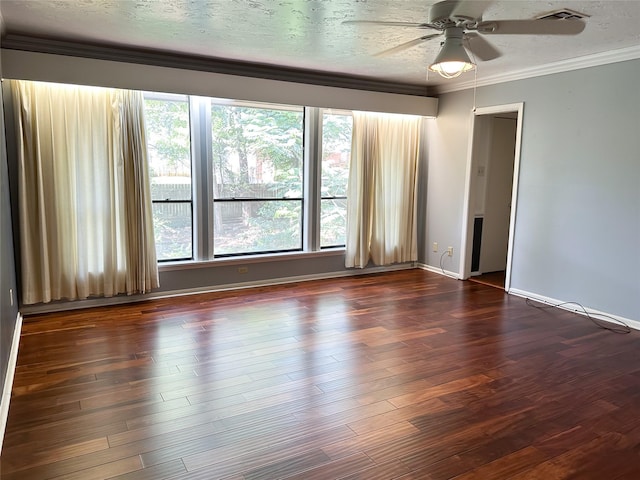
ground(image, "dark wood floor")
xmin=468 ymin=271 xmax=505 ymax=289
xmin=2 ymin=269 xmax=640 ymax=479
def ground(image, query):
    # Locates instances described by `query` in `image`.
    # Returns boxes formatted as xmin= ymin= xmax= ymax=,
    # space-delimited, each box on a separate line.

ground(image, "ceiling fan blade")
xmin=342 ymin=20 xmax=436 ymax=29
xmin=477 ymin=19 xmax=586 ymax=35
xmin=464 ymin=32 xmax=501 ymax=61
xmin=374 ymin=34 xmax=442 ymax=57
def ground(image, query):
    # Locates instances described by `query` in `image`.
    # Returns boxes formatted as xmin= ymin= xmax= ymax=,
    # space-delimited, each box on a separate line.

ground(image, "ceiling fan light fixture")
xmin=430 ymin=60 xmax=475 ymax=78
xmin=428 ymin=35 xmax=475 ymax=79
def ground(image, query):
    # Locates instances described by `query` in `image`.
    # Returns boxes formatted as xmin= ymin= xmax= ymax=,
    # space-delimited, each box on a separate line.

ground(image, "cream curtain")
xmin=345 ymin=111 xmax=422 ymax=268
xmin=11 ymin=80 xmax=159 ymax=304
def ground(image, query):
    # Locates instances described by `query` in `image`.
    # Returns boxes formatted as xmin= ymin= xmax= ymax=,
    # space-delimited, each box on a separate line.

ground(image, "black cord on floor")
xmin=525 ymin=298 xmax=631 ymax=334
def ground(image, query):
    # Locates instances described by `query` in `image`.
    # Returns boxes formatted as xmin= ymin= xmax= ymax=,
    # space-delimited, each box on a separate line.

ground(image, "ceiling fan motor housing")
xmin=428 ymin=0 xmax=478 ymax=29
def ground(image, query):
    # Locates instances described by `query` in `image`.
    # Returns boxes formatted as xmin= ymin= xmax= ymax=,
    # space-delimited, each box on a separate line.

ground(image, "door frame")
xmin=458 ymin=103 xmax=524 ymax=291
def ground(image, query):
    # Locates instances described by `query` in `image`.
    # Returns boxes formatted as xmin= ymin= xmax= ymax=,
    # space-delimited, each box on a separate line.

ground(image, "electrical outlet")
xmin=9 ymin=288 xmax=14 ymax=306
xmin=432 ymin=242 xmax=438 ymax=252
xmin=447 ymin=246 xmax=453 ymax=257
xmin=238 ymin=266 xmax=249 ymax=274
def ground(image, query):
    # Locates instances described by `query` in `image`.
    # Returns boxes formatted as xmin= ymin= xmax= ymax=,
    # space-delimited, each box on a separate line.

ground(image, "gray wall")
xmin=423 ymin=59 xmax=640 ymax=321
xmin=0 ymin=49 xmax=19 ymax=404
xmin=421 ymin=89 xmax=474 ymax=273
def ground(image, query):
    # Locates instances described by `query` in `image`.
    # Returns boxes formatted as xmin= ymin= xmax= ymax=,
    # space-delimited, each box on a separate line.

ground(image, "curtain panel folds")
xmin=345 ymin=111 xmax=422 ymax=268
xmin=11 ymin=80 xmax=159 ymax=304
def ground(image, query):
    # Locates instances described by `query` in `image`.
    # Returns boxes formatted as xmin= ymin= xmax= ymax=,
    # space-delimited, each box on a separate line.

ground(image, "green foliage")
xmin=210 ymin=104 xmax=304 ymax=254
xmin=211 ymin=105 xmax=303 ymax=198
xmin=321 ymin=114 xmax=351 ymax=199
xmin=321 ymin=198 xmax=347 ymax=247
xmin=322 ymin=114 xmax=353 ymax=156
xmin=213 ymin=201 xmax=301 ymax=255
xmin=152 ymin=204 xmax=192 ymax=260
xmin=320 ymin=114 xmax=352 ymax=246
xmin=144 ymin=99 xmax=191 ymax=177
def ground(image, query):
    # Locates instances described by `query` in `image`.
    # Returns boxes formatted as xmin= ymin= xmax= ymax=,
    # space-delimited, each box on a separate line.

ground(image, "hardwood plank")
xmin=48 ymin=455 xmax=142 ymax=480
xmin=281 ymin=452 xmax=375 ymax=480
xmin=0 ymin=437 xmax=110 ymax=473
xmin=108 ymin=460 xmax=187 ymax=480
xmin=243 ymin=449 xmax=331 ymax=480
xmin=182 ymin=425 xmax=356 ymax=475
xmin=321 ymin=421 xmax=420 ymax=460
xmin=339 ymin=459 xmax=413 ymax=480
xmin=3 ymin=269 xmax=640 ymax=479
xmin=443 ymin=445 xmax=547 ymax=479
xmin=388 ymin=373 xmax=493 ymax=408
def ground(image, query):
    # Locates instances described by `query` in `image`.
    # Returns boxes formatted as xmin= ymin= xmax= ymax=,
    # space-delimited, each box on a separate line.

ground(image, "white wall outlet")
xmin=447 ymin=246 xmax=453 ymax=257
xmin=238 ymin=266 xmax=249 ymax=274
xmin=432 ymin=242 xmax=438 ymax=252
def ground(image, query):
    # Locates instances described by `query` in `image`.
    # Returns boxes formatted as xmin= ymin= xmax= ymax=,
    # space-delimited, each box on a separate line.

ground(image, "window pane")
xmin=211 ymin=104 xmax=303 ymax=199
xmin=152 ymin=203 xmax=193 ymax=261
xmin=211 ymin=102 xmax=304 ymax=256
xmin=145 ymin=98 xmax=192 ymax=201
xmin=144 ymin=96 xmax=193 ymax=261
xmin=321 ymin=198 xmax=347 ymax=248
xmin=213 ymin=200 xmax=302 ymax=255
xmin=321 ymin=113 xmax=352 ymax=247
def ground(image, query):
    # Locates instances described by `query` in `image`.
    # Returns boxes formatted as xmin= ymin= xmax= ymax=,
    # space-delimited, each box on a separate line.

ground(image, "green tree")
xmin=320 ymin=114 xmax=352 ymax=246
xmin=211 ymin=104 xmax=303 ymax=254
xmin=144 ymin=99 xmax=191 ymax=176
xmin=144 ymin=98 xmax=193 ymax=260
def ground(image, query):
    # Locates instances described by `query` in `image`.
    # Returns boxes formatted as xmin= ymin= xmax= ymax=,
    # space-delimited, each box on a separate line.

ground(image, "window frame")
xmin=319 ymin=109 xmax=352 ymax=249
xmin=144 ymin=94 xmax=352 ymax=265
xmin=209 ymin=99 xmax=305 ymax=257
xmin=143 ymin=92 xmax=195 ymax=262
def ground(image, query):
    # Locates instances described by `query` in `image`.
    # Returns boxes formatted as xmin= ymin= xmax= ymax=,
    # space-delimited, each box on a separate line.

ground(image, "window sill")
xmin=158 ymin=248 xmax=345 ymax=272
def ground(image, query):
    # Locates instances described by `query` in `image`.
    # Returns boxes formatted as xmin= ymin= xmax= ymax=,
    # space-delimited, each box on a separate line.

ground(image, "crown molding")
xmin=4 ymin=33 xmax=638 ymax=98
xmin=1 ymin=34 xmax=434 ymax=97
xmin=435 ymin=44 xmax=640 ymax=94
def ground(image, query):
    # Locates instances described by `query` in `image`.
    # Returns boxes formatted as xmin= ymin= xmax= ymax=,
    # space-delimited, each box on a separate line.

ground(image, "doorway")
xmin=459 ymin=104 xmax=524 ymax=291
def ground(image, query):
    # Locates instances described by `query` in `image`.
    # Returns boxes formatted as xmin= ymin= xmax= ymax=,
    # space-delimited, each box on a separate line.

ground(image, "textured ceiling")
xmin=1 ymin=0 xmax=639 ymax=91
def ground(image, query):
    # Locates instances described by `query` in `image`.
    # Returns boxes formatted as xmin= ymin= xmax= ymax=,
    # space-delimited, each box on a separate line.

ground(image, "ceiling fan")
xmin=345 ymin=0 xmax=587 ymax=79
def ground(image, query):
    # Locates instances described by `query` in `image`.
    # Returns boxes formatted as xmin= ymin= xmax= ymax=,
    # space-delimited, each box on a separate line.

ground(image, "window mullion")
xmin=190 ymin=96 xmax=213 ymax=261
xmin=304 ymin=107 xmax=321 ymax=252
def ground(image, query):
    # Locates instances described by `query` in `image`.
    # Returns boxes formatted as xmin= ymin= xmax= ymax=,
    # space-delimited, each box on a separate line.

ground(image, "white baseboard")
xmin=509 ymin=288 xmax=640 ymax=332
xmin=0 ymin=312 xmax=22 ymax=453
xmin=416 ymin=262 xmax=460 ymax=280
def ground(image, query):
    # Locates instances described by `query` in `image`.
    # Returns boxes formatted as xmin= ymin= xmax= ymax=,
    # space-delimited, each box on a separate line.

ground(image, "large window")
xmin=211 ymin=102 xmax=304 ymax=256
xmin=144 ymin=95 xmax=193 ymax=261
xmin=143 ymin=95 xmax=353 ymax=262
xmin=320 ymin=112 xmax=352 ymax=247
